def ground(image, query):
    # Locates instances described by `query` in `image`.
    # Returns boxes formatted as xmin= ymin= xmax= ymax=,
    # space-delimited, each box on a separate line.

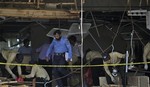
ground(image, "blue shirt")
xmin=46 ymin=36 xmax=72 ymax=59
xmin=36 ymin=43 xmax=50 ymax=60
xmin=18 ymin=46 xmax=32 ymax=55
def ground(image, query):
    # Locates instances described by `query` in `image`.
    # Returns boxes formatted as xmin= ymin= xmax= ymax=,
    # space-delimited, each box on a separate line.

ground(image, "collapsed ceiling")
xmin=0 ymin=0 xmax=149 ymax=36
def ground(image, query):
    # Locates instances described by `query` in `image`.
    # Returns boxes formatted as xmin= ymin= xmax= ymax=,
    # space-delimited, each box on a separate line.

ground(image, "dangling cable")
xmin=128 ymin=32 xmax=135 ymax=69
xmin=111 ymin=44 xmax=114 ymax=53
xmin=130 ymin=29 xmax=134 ymax=62
xmin=139 ymin=0 xmax=142 ymax=8
xmin=146 ymin=0 xmax=149 ymax=6
xmin=128 ymin=0 xmax=136 ymax=69
xmin=129 ymin=29 xmax=135 ymax=70
xmin=103 ymin=3 xmax=128 ymax=53
xmin=111 ymin=44 xmax=114 ymax=65
xmin=88 ymin=32 xmax=104 ymax=53
xmin=90 ymin=11 xmax=100 ymax=37
xmin=134 ymin=30 xmax=145 ymax=46
xmin=134 ymin=23 xmax=150 ymax=36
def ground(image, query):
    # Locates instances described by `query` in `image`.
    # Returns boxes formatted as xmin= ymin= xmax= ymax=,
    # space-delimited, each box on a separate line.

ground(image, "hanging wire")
xmin=134 ymin=23 xmax=150 ymax=36
xmin=100 ymin=5 xmax=128 ymax=53
xmin=111 ymin=6 xmax=127 ymax=49
xmin=88 ymin=32 xmax=104 ymax=53
xmin=130 ymin=30 xmax=134 ymax=62
xmin=146 ymin=0 xmax=149 ymax=6
xmin=90 ymin=24 xmax=103 ymax=29
xmin=120 ymin=18 xmax=147 ymax=47
xmin=90 ymin=11 xmax=100 ymax=37
xmin=35 ymin=21 xmax=47 ymax=29
xmin=139 ymin=0 xmax=142 ymax=8
xmin=111 ymin=44 xmax=116 ymax=72
xmin=127 ymin=0 xmax=135 ymax=68
xmin=127 ymin=0 xmax=130 ymax=6
xmin=111 ymin=44 xmax=115 ymax=63
xmin=111 ymin=44 xmax=114 ymax=53
xmin=134 ymin=30 xmax=145 ymax=46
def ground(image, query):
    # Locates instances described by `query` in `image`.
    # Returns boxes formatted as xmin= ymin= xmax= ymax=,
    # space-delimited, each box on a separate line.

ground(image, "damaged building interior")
xmin=0 ymin=0 xmax=150 ymax=87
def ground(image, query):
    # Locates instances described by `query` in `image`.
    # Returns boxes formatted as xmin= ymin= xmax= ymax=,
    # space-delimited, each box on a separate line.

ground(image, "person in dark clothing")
xmin=36 ymin=37 xmax=53 ymax=87
xmin=102 ymin=52 xmax=126 ymax=87
xmin=85 ymin=50 xmax=105 ymax=86
xmin=0 ymin=53 xmax=10 ymax=77
xmin=18 ymin=39 xmax=32 ymax=75
xmin=90 ymin=58 xmax=105 ymax=86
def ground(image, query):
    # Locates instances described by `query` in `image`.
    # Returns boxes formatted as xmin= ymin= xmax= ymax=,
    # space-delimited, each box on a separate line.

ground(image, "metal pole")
xmin=124 ymin=51 xmax=129 ymax=87
xmin=80 ymin=0 xmax=84 ymax=87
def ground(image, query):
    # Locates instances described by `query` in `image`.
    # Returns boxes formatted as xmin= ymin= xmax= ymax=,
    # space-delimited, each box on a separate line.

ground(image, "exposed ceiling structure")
xmin=0 ymin=0 xmax=80 ymax=19
xmin=0 ymin=0 xmax=149 ymax=34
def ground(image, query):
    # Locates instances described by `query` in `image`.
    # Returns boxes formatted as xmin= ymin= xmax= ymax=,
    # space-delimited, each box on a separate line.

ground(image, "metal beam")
xmin=0 ymin=8 xmax=80 ymax=19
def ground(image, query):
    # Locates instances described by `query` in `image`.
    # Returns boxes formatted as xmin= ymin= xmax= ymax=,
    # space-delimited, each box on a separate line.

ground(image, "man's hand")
xmin=67 ymin=58 xmax=73 ymax=71
xmin=45 ymin=57 xmax=49 ymax=62
xmin=68 ymin=61 xmax=72 ymax=65
xmin=110 ymin=76 xmax=116 ymax=83
xmin=144 ymin=64 xmax=148 ymax=70
xmin=12 ymin=74 xmax=17 ymax=79
xmin=67 ymin=58 xmax=72 ymax=65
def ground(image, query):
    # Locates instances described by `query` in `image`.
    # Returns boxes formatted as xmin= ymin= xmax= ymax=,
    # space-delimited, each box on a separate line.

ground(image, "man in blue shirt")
xmin=46 ymin=30 xmax=72 ymax=87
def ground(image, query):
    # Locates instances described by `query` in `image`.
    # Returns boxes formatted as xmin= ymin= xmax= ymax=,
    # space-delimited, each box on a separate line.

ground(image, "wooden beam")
xmin=0 ymin=2 xmax=75 ymax=6
xmin=0 ymin=81 xmax=18 ymax=84
xmin=0 ymin=8 xmax=80 ymax=19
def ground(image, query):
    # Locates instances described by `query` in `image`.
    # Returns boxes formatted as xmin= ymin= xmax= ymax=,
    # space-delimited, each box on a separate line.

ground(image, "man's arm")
xmin=110 ymin=52 xmax=125 ymax=59
xmin=24 ymin=65 xmax=37 ymax=78
xmin=17 ymin=65 xmax=22 ymax=76
xmin=46 ymin=41 xmax=54 ymax=57
xmin=143 ymin=42 xmax=150 ymax=70
xmin=5 ymin=52 xmax=18 ymax=79
xmin=36 ymin=45 xmax=43 ymax=53
xmin=116 ymin=53 xmax=125 ymax=59
xmin=103 ymin=61 xmax=115 ymax=83
xmin=18 ymin=47 xmax=22 ymax=54
xmin=85 ymin=51 xmax=91 ymax=63
xmin=65 ymin=39 xmax=72 ymax=61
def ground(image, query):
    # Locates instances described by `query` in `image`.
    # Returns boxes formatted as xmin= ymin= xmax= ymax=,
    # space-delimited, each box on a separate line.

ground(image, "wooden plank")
xmin=11 ymin=85 xmax=29 ymax=87
xmin=99 ymin=76 xmax=149 ymax=87
xmin=1 ymin=85 xmax=8 ymax=87
xmin=99 ymin=77 xmax=108 ymax=87
xmin=0 ymin=2 xmax=75 ymax=5
xmin=1 ymin=85 xmax=29 ymax=87
xmin=0 ymin=77 xmax=7 ymax=81
xmin=0 ymin=8 xmax=79 ymax=19
xmin=103 ymin=84 xmax=137 ymax=87
xmin=99 ymin=76 xmax=122 ymax=87
xmin=0 ymin=81 xmax=18 ymax=84
xmin=127 ymin=76 xmax=149 ymax=87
